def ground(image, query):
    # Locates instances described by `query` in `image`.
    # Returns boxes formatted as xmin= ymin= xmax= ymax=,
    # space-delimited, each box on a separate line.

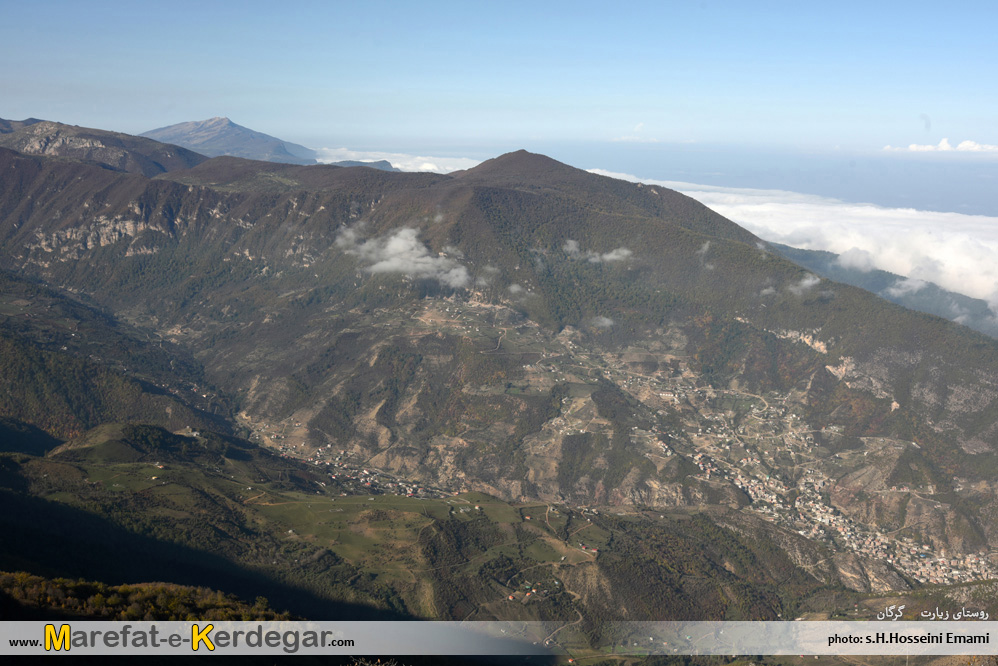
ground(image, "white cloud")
xmin=695 ymin=241 xmax=714 ymax=268
xmin=316 ymin=147 xmax=481 ymax=173
xmin=883 ymin=138 xmax=998 ymax=153
xmin=884 ymin=277 xmax=928 ymax=298
xmin=600 ymin=247 xmax=634 ymax=262
xmin=788 ymin=273 xmax=821 ymax=296
xmin=475 ymin=264 xmax=499 ymax=286
xmin=587 ymin=168 xmax=998 ymax=309
xmin=837 ymin=248 xmax=876 ymax=272
xmin=508 ymin=283 xmax=525 ymax=294
xmin=336 ymin=226 xmax=470 ymax=288
xmin=954 ymin=140 xmax=998 ymax=152
xmin=589 ymin=316 xmax=615 ymax=329
xmin=563 ymin=239 xmax=633 ymax=263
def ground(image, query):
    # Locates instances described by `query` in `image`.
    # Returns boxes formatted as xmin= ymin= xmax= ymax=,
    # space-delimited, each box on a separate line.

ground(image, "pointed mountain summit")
xmin=142 ymin=117 xmax=318 ymax=165
xmin=455 ymin=150 xmax=758 ymax=245
xmin=452 ymin=149 xmax=594 ymax=188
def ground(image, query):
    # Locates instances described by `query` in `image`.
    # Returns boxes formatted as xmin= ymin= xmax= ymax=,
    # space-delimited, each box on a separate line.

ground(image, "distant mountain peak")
xmin=471 ymin=149 xmax=563 ymax=169
xmin=141 ymin=118 xmax=317 ymax=165
xmin=454 ymin=149 xmax=578 ymax=181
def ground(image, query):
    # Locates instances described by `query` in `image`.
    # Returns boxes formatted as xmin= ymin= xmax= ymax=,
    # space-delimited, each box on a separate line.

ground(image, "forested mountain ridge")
xmin=2 ymin=125 xmax=998 ymax=621
xmin=2 ymin=143 xmax=996 ymax=462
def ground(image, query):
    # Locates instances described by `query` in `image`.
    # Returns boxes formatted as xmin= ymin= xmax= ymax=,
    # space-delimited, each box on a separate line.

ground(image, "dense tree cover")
xmin=0 ymin=571 xmax=290 ymax=620
xmin=685 ymin=312 xmax=820 ymax=394
xmin=0 ymin=332 xmax=222 ymax=439
xmin=552 ymin=382 xmax=657 ymax=494
xmin=420 ymin=516 xmax=507 ymax=570
xmin=0 ymin=417 xmax=60 ymax=455
xmin=0 ymin=271 xmax=204 ymax=392
xmin=573 ymin=512 xmax=821 ymax=644
xmin=409 ymin=504 xmax=831 ymax=630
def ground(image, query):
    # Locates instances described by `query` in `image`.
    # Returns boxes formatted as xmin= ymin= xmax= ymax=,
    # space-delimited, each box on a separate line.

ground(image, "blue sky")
xmin=3 ymin=1 xmax=996 ymax=153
